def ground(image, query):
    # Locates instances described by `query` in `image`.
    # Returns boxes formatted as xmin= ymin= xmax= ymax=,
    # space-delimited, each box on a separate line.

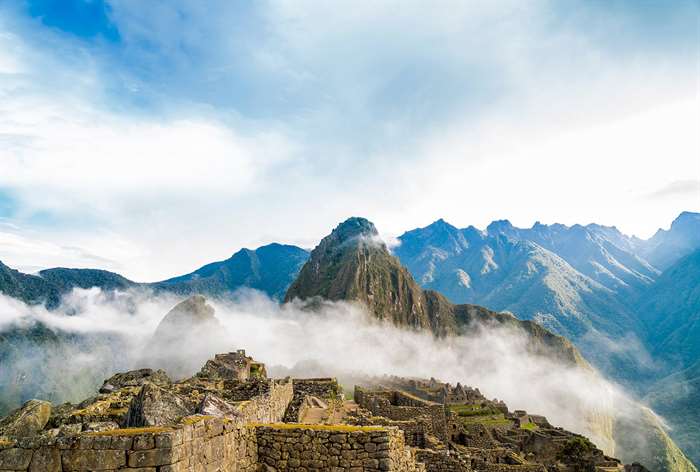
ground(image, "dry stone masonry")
xmin=0 ymin=342 xmax=650 ymax=471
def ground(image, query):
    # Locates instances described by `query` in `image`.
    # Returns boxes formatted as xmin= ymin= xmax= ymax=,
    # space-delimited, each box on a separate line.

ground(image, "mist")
xmin=0 ymin=287 xmax=664 ymax=459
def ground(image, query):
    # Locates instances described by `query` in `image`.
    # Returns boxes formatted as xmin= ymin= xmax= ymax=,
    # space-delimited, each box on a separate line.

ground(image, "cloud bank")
xmin=0 ymin=1 xmax=697 ymax=279
xmin=0 ymin=287 xmax=671 ymax=458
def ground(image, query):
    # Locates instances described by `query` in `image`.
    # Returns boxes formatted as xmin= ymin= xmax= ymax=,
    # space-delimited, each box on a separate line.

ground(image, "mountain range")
xmin=0 ymin=211 xmax=699 ymax=467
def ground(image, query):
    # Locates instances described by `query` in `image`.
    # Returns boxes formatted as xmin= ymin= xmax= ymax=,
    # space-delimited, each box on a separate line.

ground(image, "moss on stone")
xmin=180 ymin=415 xmax=214 ymax=425
xmin=251 ymin=423 xmax=386 ymax=432
xmin=85 ymin=426 xmax=174 ymax=436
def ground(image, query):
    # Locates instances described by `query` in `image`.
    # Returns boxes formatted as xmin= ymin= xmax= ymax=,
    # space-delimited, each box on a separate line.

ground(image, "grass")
xmin=180 ymin=415 xmax=215 ymax=425
xmin=520 ymin=422 xmax=538 ymax=431
xmin=0 ymin=438 xmax=15 ymax=448
xmin=469 ymin=417 xmax=512 ymax=426
xmin=86 ymin=426 xmax=174 ymax=436
xmin=250 ymin=423 xmax=386 ymax=432
xmin=449 ymin=404 xmax=500 ymax=417
xmin=448 ymin=404 xmax=513 ymax=427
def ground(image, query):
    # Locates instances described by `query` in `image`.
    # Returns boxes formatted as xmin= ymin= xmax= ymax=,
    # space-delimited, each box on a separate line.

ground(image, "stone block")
xmin=29 ymin=447 xmax=60 ymax=472
xmin=61 ymin=449 xmax=126 ymax=470
xmin=0 ymin=448 xmax=33 ymax=470
xmin=128 ymin=447 xmax=176 ymax=468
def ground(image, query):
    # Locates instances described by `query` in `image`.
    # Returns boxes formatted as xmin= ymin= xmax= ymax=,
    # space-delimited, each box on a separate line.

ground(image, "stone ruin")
xmin=0 ymin=350 xmax=650 ymax=472
xmin=347 ymin=377 xmax=648 ymax=472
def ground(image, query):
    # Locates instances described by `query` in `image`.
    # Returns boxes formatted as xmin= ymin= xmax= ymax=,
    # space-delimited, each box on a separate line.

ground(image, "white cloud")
xmin=0 ymin=1 xmax=697 ymax=278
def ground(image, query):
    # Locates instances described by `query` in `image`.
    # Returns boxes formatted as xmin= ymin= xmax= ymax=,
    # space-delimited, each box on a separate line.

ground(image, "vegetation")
xmin=520 ymin=421 xmax=538 ymax=431
xmin=449 ymin=404 xmax=500 ymax=417
xmin=557 ymin=437 xmax=596 ymax=472
xmin=86 ymin=426 xmax=174 ymax=436
xmin=250 ymin=422 xmax=385 ymax=432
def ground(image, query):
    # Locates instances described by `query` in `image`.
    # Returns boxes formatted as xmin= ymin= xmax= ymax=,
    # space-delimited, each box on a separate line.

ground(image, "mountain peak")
xmin=486 ymin=219 xmax=514 ymax=235
xmin=426 ymin=218 xmax=459 ymax=232
xmin=331 ymin=217 xmax=378 ymax=242
xmin=671 ymin=211 xmax=700 ymax=228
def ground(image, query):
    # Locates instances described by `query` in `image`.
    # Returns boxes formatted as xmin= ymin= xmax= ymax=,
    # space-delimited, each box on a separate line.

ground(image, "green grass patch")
xmin=520 ymin=422 xmax=538 ymax=431
xmin=449 ymin=404 xmax=500 ymax=417
xmin=86 ymin=426 xmax=174 ymax=436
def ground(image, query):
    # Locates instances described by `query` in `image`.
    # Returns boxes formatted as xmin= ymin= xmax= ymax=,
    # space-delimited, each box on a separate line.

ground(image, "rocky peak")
xmin=154 ymin=295 xmax=217 ymax=333
xmin=146 ymin=296 xmax=227 ymax=379
xmin=328 ymin=217 xmax=379 ymax=246
xmin=672 ymin=211 xmax=700 ymax=228
xmin=486 ymin=219 xmax=515 ymax=236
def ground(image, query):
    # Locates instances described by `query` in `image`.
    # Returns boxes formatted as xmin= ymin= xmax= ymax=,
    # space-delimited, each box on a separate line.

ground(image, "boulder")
xmin=0 ymin=399 xmax=51 ymax=438
xmin=124 ymin=382 xmax=193 ymax=427
xmin=197 ymin=394 xmax=240 ymax=419
xmin=99 ymin=368 xmax=171 ymax=393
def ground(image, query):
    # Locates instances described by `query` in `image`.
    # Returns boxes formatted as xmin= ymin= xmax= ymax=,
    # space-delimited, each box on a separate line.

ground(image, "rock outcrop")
xmin=0 ymin=400 xmax=51 ymax=438
xmin=99 ymin=368 xmax=171 ymax=393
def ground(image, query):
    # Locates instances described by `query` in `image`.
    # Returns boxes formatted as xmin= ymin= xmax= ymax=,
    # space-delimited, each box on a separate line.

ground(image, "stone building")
xmin=0 ymin=351 xmax=645 ymax=472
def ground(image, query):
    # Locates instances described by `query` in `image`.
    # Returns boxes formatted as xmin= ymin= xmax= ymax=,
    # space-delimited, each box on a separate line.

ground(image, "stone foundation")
xmin=0 ymin=416 xmax=257 ymax=472
xmin=256 ymin=424 xmax=422 ymax=472
xmin=355 ymin=387 xmax=448 ymax=442
xmin=230 ymin=379 xmax=294 ymax=425
xmin=1 ymin=419 xmax=429 ymax=471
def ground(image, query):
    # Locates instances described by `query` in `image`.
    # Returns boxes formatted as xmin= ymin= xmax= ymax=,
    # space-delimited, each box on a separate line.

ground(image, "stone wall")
xmin=224 ymin=378 xmax=274 ymax=402
xmin=255 ymin=424 xmax=423 ymax=472
xmin=414 ymin=449 xmax=471 ymax=472
xmin=346 ymin=411 xmax=432 ymax=448
xmin=283 ymin=378 xmax=341 ymax=422
xmin=231 ymin=379 xmax=293 ymax=425
xmin=1 ymin=417 xmax=428 ymax=472
xmin=354 ymin=387 xmax=448 ymax=442
xmin=0 ymin=416 xmax=257 ymax=472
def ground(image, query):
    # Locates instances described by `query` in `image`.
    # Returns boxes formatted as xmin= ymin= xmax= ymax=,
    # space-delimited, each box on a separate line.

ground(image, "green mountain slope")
xmin=286 ymin=217 xmax=588 ymax=367
xmin=154 ymin=243 xmax=309 ymax=301
xmin=393 ymin=220 xmax=646 ymax=381
xmin=636 ymin=249 xmax=700 ymax=369
xmin=0 ymin=244 xmax=309 ymax=306
xmin=0 ymin=261 xmax=61 ymax=308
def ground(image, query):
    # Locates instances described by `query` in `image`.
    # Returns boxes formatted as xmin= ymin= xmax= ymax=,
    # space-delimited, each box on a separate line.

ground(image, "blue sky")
xmin=0 ymin=0 xmax=698 ymax=280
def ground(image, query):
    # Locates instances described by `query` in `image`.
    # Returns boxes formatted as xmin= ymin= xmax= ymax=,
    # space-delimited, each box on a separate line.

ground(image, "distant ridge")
xmin=285 ymin=217 xmax=587 ymax=367
xmin=153 ymin=243 xmax=309 ymax=300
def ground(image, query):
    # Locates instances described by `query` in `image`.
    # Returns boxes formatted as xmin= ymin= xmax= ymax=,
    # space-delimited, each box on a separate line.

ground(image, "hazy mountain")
xmin=153 ymin=243 xmax=309 ymax=300
xmin=485 ymin=220 xmax=658 ymax=292
xmin=636 ymin=249 xmax=700 ymax=371
xmin=285 ymin=217 xmax=694 ymax=470
xmin=393 ymin=220 xmax=641 ymax=348
xmin=0 ymin=244 xmax=310 ymax=306
xmin=38 ymin=267 xmax=136 ymax=294
xmin=286 ymin=217 xmax=588 ymax=366
xmin=0 ymin=261 xmax=61 ymax=308
xmin=639 ymin=212 xmax=700 ymax=270
xmin=646 ymin=360 xmax=700 ymax=467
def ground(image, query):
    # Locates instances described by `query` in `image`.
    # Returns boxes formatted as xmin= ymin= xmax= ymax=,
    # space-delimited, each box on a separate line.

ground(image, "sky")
xmin=0 ymin=0 xmax=698 ymax=281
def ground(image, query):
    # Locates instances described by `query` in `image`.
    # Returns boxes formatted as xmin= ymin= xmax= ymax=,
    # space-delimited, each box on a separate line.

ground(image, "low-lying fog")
xmin=0 ymin=288 xmax=662 ymax=458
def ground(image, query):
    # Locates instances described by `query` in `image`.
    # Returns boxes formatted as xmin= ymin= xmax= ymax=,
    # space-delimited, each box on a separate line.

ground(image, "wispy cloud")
xmin=646 ymin=180 xmax=700 ymax=200
xmin=0 ymin=1 xmax=697 ymax=277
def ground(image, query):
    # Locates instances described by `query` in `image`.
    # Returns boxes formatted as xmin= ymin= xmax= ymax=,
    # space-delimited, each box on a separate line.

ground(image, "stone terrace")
xmin=0 ymin=417 xmax=423 ymax=472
